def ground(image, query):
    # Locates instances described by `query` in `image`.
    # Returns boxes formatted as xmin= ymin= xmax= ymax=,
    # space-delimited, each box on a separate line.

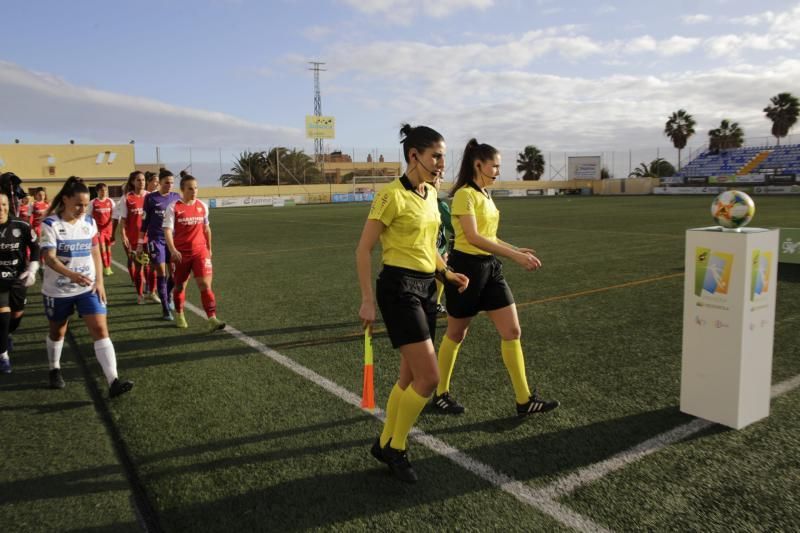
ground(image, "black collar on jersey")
xmin=467 ymin=180 xmax=490 ymax=199
xmin=400 ymin=174 xmax=428 ymax=200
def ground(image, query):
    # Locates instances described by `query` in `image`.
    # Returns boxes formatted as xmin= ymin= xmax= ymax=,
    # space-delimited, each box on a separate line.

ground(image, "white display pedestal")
xmin=680 ymin=227 xmax=779 ymax=429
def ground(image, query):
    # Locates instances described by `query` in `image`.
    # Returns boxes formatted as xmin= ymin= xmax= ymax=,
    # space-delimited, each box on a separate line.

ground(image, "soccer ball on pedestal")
xmin=711 ymin=190 xmax=755 ymax=229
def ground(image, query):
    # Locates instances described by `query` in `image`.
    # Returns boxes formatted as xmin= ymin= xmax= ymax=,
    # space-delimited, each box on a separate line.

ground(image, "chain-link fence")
xmin=137 ymin=132 xmax=800 ymax=187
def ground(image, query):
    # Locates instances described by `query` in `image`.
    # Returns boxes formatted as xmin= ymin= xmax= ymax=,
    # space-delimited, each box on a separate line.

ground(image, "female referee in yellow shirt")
xmin=432 ymin=139 xmax=559 ymax=417
xmin=357 ymin=124 xmax=468 ymax=483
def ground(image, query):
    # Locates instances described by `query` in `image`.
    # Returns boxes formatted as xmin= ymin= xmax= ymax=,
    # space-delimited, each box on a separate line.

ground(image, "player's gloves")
xmin=135 ymin=252 xmax=150 ymax=266
xmin=19 ymin=261 xmax=40 ymax=288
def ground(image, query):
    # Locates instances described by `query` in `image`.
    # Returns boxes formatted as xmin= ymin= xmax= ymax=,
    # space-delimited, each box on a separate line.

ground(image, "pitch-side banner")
xmin=305 ymin=115 xmax=336 ymax=139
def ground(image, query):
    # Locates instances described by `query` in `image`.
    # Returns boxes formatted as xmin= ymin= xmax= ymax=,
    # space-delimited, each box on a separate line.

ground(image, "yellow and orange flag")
xmin=361 ymin=327 xmax=375 ymax=410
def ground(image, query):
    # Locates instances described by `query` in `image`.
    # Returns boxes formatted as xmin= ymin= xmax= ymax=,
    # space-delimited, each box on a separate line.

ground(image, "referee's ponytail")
xmin=399 ymin=123 xmax=444 ymax=164
xmin=48 ymin=176 xmax=89 ymax=216
xmin=451 ymin=138 xmax=498 ymax=197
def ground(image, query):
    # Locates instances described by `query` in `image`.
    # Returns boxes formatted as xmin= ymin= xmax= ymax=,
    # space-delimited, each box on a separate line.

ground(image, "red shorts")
xmin=124 ymin=230 xmax=145 ymax=253
xmin=97 ymin=227 xmax=112 ymax=244
xmin=174 ymin=252 xmax=213 ymax=282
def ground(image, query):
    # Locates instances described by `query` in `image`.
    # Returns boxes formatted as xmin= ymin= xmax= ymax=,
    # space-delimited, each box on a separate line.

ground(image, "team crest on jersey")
xmin=82 ymin=226 xmax=90 ymax=235
xmin=196 ymin=206 xmax=203 ymax=212
xmin=12 ymin=228 xmax=21 ymax=238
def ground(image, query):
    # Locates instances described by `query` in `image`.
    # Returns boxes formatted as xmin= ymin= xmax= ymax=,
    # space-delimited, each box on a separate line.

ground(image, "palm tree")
xmin=664 ymin=109 xmax=696 ymax=170
xmin=269 ymin=148 xmax=322 ymax=184
xmin=628 ymin=158 xmax=676 ymax=178
xmin=221 ymin=150 xmax=272 ymax=186
xmin=516 ymin=145 xmax=545 ymax=181
xmin=708 ymin=119 xmax=744 ymax=152
xmin=764 ymin=92 xmax=799 ymax=145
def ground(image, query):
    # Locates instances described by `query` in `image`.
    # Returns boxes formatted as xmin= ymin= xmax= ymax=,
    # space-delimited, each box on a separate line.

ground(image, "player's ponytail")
xmin=48 ymin=176 xmax=89 ymax=216
xmin=179 ymin=170 xmax=196 ymax=189
xmin=450 ymin=138 xmax=498 ymax=197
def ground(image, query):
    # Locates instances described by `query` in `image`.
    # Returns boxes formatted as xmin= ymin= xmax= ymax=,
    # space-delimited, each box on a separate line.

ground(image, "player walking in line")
xmin=0 ymin=194 xmax=40 ymax=374
xmin=144 ymin=171 xmax=159 ymax=193
xmin=116 ymin=171 xmax=150 ymax=304
xmin=88 ymin=183 xmax=115 ymax=276
xmin=142 ymin=171 xmax=160 ymax=300
xmin=40 ymin=177 xmax=133 ymax=397
xmin=139 ymin=168 xmax=181 ymax=320
xmin=432 ymin=139 xmax=559 ymax=417
xmin=18 ymin=194 xmax=31 ymax=224
xmin=357 ymin=124 xmax=468 ymax=483
xmin=433 ymin=176 xmax=454 ymax=315
xmin=31 ymin=188 xmax=50 ymax=238
xmin=164 ymin=172 xmax=225 ymax=332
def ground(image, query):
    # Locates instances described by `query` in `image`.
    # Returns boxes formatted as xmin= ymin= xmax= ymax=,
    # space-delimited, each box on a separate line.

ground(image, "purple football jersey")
xmin=142 ymin=191 xmax=182 ymax=240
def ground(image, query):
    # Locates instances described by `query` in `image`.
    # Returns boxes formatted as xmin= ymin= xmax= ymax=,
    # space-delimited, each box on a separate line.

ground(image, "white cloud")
xmin=339 ymin=0 xmax=493 ymax=23
xmin=681 ymin=14 xmax=711 ymax=24
xmin=0 ymin=60 xmax=303 ymax=148
xmin=730 ymin=11 xmax=776 ymax=26
xmin=302 ymin=25 xmax=333 ymax=41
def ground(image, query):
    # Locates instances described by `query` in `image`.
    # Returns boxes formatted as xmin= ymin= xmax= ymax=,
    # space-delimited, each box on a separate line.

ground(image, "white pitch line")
xmin=111 ymin=257 xmax=798 ymax=532
xmin=538 ymin=374 xmax=800 ymax=500
xmin=112 ymin=254 xmax=601 ymax=529
xmin=179 ymin=300 xmax=610 ymax=533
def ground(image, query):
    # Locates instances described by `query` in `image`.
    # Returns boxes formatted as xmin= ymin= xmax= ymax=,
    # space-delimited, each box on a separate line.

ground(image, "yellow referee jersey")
xmin=451 ymin=181 xmax=500 ymax=256
xmin=368 ymin=175 xmax=440 ymax=273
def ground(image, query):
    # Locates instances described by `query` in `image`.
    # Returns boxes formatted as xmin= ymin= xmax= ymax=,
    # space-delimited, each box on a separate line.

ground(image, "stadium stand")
xmin=677 ymin=146 xmax=768 ymax=177
xmin=753 ymin=144 xmax=800 ymax=175
xmin=677 ymin=144 xmax=800 ymax=178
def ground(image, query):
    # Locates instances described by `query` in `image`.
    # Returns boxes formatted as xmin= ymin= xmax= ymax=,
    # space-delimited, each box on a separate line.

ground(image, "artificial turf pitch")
xmin=1 ymin=196 xmax=798 ymax=531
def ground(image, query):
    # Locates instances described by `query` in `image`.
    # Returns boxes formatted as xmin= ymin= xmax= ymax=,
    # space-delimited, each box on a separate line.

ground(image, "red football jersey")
xmin=163 ymin=200 xmax=209 ymax=254
xmin=18 ymin=202 xmax=31 ymax=223
xmin=118 ymin=192 xmax=146 ymax=241
xmin=32 ymin=201 xmax=49 ymax=230
xmin=90 ymin=197 xmax=115 ymax=231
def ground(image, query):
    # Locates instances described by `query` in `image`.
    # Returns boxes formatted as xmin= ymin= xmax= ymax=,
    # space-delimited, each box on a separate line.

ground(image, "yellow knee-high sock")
xmin=436 ymin=279 xmax=445 ymax=305
xmin=501 ymin=339 xmax=531 ymax=404
xmin=437 ymin=335 xmax=462 ymax=395
xmin=380 ymin=383 xmax=405 ymax=447
xmin=391 ymin=385 xmax=430 ymax=450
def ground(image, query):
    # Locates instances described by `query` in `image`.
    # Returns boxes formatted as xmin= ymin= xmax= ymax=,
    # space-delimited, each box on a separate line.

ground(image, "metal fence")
xmin=137 ymin=132 xmax=800 ymax=187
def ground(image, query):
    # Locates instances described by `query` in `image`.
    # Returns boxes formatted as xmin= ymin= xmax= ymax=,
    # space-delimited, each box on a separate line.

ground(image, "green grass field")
xmin=2 ymin=196 xmax=799 ymax=532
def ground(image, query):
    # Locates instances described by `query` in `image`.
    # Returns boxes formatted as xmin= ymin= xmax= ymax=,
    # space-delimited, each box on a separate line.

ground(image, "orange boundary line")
xmin=516 ymin=272 xmax=684 ymax=310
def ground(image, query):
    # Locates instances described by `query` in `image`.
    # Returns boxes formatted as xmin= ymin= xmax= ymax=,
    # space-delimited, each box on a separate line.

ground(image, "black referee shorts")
xmin=376 ymin=265 xmax=437 ymax=349
xmin=445 ymin=250 xmax=514 ymax=319
xmin=0 ymin=280 xmax=28 ymax=312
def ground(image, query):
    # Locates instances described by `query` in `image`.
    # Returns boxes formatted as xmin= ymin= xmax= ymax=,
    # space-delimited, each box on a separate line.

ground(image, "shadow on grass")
xmin=0 ymin=400 xmax=92 ymax=414
xmin=0 ymin=464 xmax=129 ymax=504
xmin=778 ymin=263 xmax=800 ymax=282
xmin=155 ymin=455 xmax=491 ymax=532
xmin=430 ymin=405 xmax=697 ymax=482
xmin=138 ymin=414 xmax=372 ymax=465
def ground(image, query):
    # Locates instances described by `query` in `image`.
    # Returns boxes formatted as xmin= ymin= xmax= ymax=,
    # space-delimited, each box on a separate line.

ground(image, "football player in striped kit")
xmin=40 ymin=177 xmax=133 ymax=397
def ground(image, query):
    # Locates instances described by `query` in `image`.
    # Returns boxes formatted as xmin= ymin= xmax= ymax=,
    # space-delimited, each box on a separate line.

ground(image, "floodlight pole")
xmin=308 ymin=61 xmax=327 ymax=162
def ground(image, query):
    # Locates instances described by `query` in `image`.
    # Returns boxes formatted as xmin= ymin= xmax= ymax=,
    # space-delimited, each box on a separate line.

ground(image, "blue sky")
xmin=2 ymin=0 xmax=799 ymax=181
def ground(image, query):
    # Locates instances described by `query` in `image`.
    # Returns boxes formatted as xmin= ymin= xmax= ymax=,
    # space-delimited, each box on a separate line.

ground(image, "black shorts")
xmin=0 ymin=280 xmax=28 ymax=313
xmin=376 ymin=265 xmax=437 ymax=349
xmin=445 ymin=250 xmax=514 ymax=318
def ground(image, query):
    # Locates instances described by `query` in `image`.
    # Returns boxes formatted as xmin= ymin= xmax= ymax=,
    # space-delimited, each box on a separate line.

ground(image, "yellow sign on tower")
xmin=305 ymin=115 xmax=336 ymax=139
